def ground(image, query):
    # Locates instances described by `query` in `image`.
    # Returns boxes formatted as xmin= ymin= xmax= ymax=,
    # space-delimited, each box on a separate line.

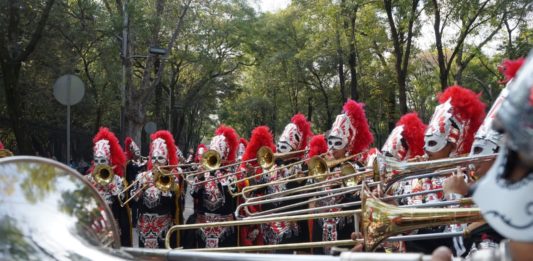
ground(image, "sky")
xmin=248 ymin=0 xmax=504 ymax=55
xmin=249 ymin=0 xmax=291 ymax=13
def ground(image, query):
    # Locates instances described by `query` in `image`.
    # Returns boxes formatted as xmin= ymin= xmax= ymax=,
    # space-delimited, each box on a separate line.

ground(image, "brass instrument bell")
xmin=92 ymin=164 xmax=115 ymax=186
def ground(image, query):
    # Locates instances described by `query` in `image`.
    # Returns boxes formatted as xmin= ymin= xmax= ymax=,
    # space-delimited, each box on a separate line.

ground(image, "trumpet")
xmin=0 ymin=149 xmax=13 ymax=158
xmin=374 ymin=153 xmax=497 ymax=192
xmin=165 ymin=184 xmax=481 ymax=252
xmin=119 ymin=166 xmax=179 ymax=207
xmin=92 ymin=164 xmax=115 ymax=186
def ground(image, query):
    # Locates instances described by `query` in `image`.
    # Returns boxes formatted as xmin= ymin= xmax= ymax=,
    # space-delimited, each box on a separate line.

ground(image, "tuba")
xmin=92 ymin=164 xmax=115 ymax=186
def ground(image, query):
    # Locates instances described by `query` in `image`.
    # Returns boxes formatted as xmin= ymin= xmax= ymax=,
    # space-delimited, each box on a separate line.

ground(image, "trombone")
xmin=92 ymin=164 xmax=115 ymax=186
xmin=374 ymin=153 xmax=497 ymax=193
xmin=165 ymin=184 xmax=481 ymax=252
xmin=237 ymin=152 xmax=370 ymax=199
xmin=119 ymin=166 xmax=179 ymax=207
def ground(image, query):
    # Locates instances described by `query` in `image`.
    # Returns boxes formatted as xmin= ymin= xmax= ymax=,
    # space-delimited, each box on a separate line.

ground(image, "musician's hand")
xmin=350 ymin=232 xmax=363 ymax=252
xmin=443 ymin=167 xmax=469 ymax=196
xmin=431 ymin=246 xmax=453 ymax=261
xmin=411 ymin=155 xmax=427 ymax=162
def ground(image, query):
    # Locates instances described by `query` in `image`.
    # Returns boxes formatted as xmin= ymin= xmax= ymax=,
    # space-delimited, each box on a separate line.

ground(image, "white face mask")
xmin=93 ymin=140 xmax=110 ymax=166
xmin=425 ymin=99 xmax=455 ymax=154
xmin=473 ymin=147 xmax=533 ymax=242
xmin=151 ymin=138 xmax=168 ymax=165
xmin=382 ymin=125 xmax=406 ymax=161
xmin=328 ymin=114 xmax=355 ymax=151
xmin=277 ymin=123 xmax=301 ymax=153
xmin=210 ymin=135 xmax=228 ymax=160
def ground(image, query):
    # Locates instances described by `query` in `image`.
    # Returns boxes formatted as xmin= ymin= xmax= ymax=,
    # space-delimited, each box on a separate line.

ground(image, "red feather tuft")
xmin=397 ymin=113 xmax=426 ymax=158
xmin=242 ymin=126 xmax=275 ymax=168
xmin=498 ymin=58 xmax=525 ymax=83
xmin=124 ymin=137 xmax=134 ymax=160
xmin=148 ymin=130 xmax=178 ymax=170
xmin=308 ymin=134 xmax=328 ymax=158
xmin=438 ymin=85 xmax=486 ymax=154
xmin=215 ymin=125 xmax=239 ymax=164
xmin=290 ymin=113 xmax=313 ymax=151
xmin=342 ymin=99 xmax=374 ymax=155
xmin=195 ymin=144 xmax=207 ymax=163
xmin=240 ymin=138 xmax=248 ymax=147
xmin=92 ymin=127 xmax=126 ymax=177
xmin=0 ymin=140 xmax=4 ymax=150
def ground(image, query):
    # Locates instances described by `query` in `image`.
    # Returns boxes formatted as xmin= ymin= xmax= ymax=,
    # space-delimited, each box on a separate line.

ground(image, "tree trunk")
xmin=347 ymin=10 xmax=358 ymax=101
xmin=1 ymin=64 xmax=32 ymax=154
xmin=335 ymin=26 xmax=346 ymax=102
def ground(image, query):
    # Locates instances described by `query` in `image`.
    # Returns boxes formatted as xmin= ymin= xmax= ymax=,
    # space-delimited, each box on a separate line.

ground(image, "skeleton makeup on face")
xmin=328 ymin=114 xmax=355 ymax=151
xmin=424 ymin=99 xmax=462 ymax=155
xmin=210 ymin=135 xmax=228 ymax=161
xmin=277 ymin=123 xmax=302 ymax=153
xmin=94 ymin=140 xmax=110 ymax=165
xmin=237 ymin=142 xmax=246 ymax=161
xmin=129 ymin=140 xmax=141 ymax=158
xmin=151 ymin=138 xmax=168 ymax=165
xmin=470 ymin=88 xmax=508 ymax=156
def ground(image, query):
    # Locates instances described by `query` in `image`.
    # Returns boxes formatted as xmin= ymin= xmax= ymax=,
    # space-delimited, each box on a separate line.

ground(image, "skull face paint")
xmin=277 ymin=123 xmax=302 ymax=153
xmin=94 ymin=140 xmax=111 ymax=165
xmin=151 ymin=138 xmax=168 ymax=165
xmin=328 ymin=114 xmax=355 ymax=151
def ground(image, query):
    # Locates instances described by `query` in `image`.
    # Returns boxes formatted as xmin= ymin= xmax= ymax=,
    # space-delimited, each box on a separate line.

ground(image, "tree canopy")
xmin=1 ymin=0 xmax=531 ymax=161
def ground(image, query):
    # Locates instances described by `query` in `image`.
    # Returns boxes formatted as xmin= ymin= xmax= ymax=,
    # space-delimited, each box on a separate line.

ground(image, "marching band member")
xmin=86 ymin=127 xmax=131 ymax=246
xmin=259 ymin=113 xmax=312 ymax=251
xmin=238 ymin=125 xmax=276 ymax=247
xmin=469 ymin=50 xmax=533 ymax=261
xmin=190 ymin=125 xmax=239 ymax=248
xmin=442 ymin=58 xmax=524 ymax=258
xmin=237 ymin=138 xmax=248 ymax=162
xmin=381 ymin=112 xmax=426 ymax=205
xmin=130 ymin=130 xmax=180 ymax=248
xmin=408 ymin=85 xmax=486 ymax=256
xmin=314 ymin=99 xmax=373 ymax=254
xmin=124 ymin=137 xmax=147 ymax=240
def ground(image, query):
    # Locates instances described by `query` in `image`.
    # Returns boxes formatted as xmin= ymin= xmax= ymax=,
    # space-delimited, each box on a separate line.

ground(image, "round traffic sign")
xmin=144 ymin=121 xmax=157 ymax=134
xmin=53 ymin=74 xmax=85 ymax=106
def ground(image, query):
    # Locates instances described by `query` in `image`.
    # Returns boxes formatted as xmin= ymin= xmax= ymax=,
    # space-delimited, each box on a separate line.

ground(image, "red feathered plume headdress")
xmin=308 ymin=134 xmax=327 ymax=158
xmin=290 ymin=113 xmax=312 ymax=151
xmin=92 ymin=127 xmax=126 ymax=177
xmin=342 ymin=99 xmax=374 ymax=154
xmin=0 ymin=141 xmax=4 ymax=150
xmin=240 ymin=138 xmax=248 ymax=147
xmin=438 ymin=85 xmax=486 ymax=154
xmin=124 ymin=137 xmax=135 ymax=160
xmin=498 ymin=58 xmax=525 ymax=84
xmin=211 ymin=125 xmax=239 ymax=164
xmin=148 ymin=130 xmax=178 ymax=170
xmin=195 ymin=144 xmax=207 ymax=163
xmin=241 ymin=126 xmax=275 ymax=168
xmin=398 ymin=113 xmax=426 ymax=158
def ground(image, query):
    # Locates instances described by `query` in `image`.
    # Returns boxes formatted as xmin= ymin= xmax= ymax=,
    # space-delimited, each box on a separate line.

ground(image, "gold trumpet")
xmin=153 ymin=166 xmax=177 ymax=192
xmin=92 ymin=164 xmax=115 ymax=186
xmin=0 ymin=149 xmax=13 ymax=158
xmin=164 ymin=184 xmax=481 ymax=252
xmin=374 ymin=153 xmax=497 ymax=192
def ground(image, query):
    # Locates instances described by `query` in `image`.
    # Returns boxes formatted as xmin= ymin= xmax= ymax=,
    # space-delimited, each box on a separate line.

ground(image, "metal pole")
xmin=66 ymin=75 xmax=71 ymax=165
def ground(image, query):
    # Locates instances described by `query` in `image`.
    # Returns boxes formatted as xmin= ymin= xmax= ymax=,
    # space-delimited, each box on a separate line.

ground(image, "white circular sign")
xmin=144 ymin=121 xmax=157 ymax=134
xmin=53 ymin=74 xmax=85 ymax=106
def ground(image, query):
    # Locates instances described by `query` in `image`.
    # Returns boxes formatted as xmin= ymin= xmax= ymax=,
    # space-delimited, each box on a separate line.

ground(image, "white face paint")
xmin=470 ymin=88 xmax=508 ymax=156
xmin=473 ymin=147 xmax=533 ymax=242
xmin=94 ymin=140 xmax=110 ymax=165
xmin=237 ymin=143 xmax=246 ymax=160
xmin=328 ymin=114 xmax=355 ymax=151
xmin=210 ymin=135 xmax=228 ymax=160
xmin=129 ymin=140 xmax=141 ymax=158
xmin=382 ymin=125 xmax=406 ymax=161
xmin=424 ymin=99 xmax=460 ymax=154
xmin=277 ymin=123 xmax=301 ymax=153
xmin=151 ymin=138 xmax=168 ymax=165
